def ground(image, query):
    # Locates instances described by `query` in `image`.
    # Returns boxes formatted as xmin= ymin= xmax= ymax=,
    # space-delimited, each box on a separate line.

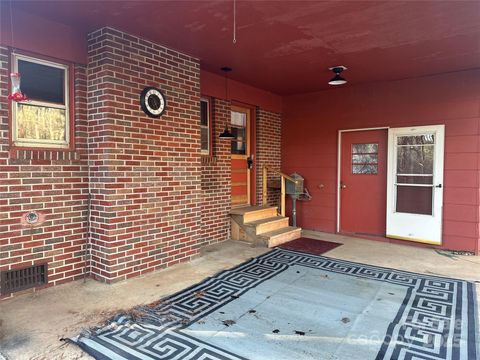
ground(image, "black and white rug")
xmin=71 ymin=248 xmax=478 ymax=360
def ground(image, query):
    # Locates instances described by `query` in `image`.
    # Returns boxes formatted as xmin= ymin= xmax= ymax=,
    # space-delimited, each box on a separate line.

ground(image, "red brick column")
xmin=86 ymin=28 xmax=202 ymax=283
xmin=256 ymin=108 xmax=282 ymax=207
xmin=200 ymin=99 xmax=231 ymax=245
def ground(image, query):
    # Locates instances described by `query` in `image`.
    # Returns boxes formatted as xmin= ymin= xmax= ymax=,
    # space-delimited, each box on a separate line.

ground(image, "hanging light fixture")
xmin=219 ymin=66 xmax=235 ymax=139
xmin=7 ymin=2 xmax=27 ymax=102
xmin=232 ymin=0 xmax=237 ymax=44
xmin=328 ymin=66 xmax=347 ymax=86
xmin=219 ymin=125 xmax=235 ymax=139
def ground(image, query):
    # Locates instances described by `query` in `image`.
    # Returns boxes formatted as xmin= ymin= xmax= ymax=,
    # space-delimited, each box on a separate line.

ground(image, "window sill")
xmin=9 ymin=148 xmax=81 ymax=164
xmin=201 ymin=155 xmax=217 ymax=165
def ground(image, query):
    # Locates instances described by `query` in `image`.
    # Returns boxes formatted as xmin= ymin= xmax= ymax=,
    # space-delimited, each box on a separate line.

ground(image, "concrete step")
xmin=230 ymin=206 xmax=278 ymax=223
xmin=245 ymin=216 xmax=289 ymax=235
xmin=259 ymin=226 xmax=302 ymax=248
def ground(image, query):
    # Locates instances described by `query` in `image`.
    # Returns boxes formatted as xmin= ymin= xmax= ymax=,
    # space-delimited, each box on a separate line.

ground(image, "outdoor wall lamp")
xmin=328 ymin=66 xmax=348 ymax=86
xmin=219 ymin=126 xmax=235 ymax=139
xmin=219 ymin=66 xmax=235 ymax=139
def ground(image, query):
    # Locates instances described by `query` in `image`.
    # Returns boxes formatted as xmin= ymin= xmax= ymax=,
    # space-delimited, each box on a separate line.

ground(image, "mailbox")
xmin=286 ymin=173 xmax=304 ymax=196
xmin=286 ymin=173 xmax=305 ymax=228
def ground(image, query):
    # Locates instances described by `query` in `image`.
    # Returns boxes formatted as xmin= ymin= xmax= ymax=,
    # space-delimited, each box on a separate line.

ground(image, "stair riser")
xmin=243 ymin=208 xmax=278 ymax=223
xmin=256 ymin=218 xmax=289 ymax=235
xmin=267 ymin=229 xmax=302 ymax=248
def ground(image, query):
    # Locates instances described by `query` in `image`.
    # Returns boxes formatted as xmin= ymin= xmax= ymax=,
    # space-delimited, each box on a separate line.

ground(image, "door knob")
xmin=340 ymin=182 xmax=347 ymax=189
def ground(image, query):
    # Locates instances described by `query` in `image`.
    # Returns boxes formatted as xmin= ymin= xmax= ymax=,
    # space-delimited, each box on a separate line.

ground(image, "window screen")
xmin=395 ymin=134 xmax=435 ymax=215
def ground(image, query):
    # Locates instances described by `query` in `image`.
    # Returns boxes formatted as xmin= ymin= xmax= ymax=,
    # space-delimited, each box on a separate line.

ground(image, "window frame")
xmin=200 ymin=96 xmax=212 ymax=156
xmin=10 ymin=52 xmax=73 ymax=150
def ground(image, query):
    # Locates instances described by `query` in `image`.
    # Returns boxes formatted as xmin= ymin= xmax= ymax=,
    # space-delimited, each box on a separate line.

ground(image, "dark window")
xmin=18 ymin=59 xmax=65 ymax=104
xmin=200 ymin=98 xmax=210 ymax=154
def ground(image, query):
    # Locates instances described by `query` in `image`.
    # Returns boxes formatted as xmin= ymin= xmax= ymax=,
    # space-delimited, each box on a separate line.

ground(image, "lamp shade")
xmin=328 ymin=73 xmax=347 ymax=86
xmin=219 ymin=126 xmax=235 ymax=139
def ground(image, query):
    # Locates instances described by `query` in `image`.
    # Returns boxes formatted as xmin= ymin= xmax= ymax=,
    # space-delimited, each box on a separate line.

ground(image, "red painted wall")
xmin=200 ymin=70 xmax=282 ymax=114
xmin=0 ymin=5 xmax=283 ymax=117
xmin=0 ymin=5 xmax=87 ymax=64
xmin=282 ymin=70 xmax=480 ymax=254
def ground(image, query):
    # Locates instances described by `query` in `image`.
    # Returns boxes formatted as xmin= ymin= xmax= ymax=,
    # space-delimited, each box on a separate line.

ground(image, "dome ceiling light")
xmin=328 ymin=66 xmax=348 ymax=86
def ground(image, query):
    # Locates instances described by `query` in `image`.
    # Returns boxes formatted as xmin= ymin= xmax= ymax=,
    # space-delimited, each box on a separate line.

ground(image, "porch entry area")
xmin=338 ymin=125 xmax=445 ymax=245
xmin=228 ymin=105 xmax=302 ymax=248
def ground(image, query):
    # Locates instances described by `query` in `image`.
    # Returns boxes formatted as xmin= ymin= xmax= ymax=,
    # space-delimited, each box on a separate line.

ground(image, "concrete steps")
xmin=230 ymin=205 xmax=301 ymax=247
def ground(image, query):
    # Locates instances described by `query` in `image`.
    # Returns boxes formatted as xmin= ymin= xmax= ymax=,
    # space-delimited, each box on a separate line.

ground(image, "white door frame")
xmin=336 ymin=127 xmax=389 ymax=232
xmin=386 ymin=125 xmax=445 ymax=245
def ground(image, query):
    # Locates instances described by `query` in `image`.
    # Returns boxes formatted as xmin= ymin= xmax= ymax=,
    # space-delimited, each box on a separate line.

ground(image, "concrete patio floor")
xmin=1 ymin=231 xmax=479 ymax=360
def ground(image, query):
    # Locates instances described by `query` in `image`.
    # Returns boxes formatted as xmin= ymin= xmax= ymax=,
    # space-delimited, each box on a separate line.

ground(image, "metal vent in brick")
xmin=1 ymin=264 xmax=48 ymax=295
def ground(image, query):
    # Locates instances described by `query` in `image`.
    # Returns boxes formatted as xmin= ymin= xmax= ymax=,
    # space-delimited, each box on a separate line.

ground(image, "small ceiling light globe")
xmin=328 ymin=66 xmax=348 ymax=86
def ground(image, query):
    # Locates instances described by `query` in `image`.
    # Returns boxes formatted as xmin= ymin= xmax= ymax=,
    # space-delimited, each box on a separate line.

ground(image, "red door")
xmin=340 ymin=130 xmax=387 ymax=236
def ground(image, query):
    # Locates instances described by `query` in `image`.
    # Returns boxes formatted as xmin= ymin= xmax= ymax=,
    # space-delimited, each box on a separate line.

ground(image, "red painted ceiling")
xmin=10 ymin=1 xmax=480 ymax=95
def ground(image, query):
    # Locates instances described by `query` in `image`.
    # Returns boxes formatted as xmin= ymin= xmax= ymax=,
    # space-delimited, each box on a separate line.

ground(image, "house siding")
xmin=282 ymin=69 xmax=480 ymax=254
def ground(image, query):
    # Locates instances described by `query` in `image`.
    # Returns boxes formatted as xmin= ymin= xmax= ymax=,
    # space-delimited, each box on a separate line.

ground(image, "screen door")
xmin=386 ymin=125 xmax=445 ymax=244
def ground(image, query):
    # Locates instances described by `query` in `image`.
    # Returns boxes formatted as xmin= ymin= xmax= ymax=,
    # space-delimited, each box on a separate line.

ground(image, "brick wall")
xmin=0 ymin=46 xmax=89 ymax=300
xmin=200 ymin=99 xmax=231 ymax=245
xmin=200 ymin=104 xmax=283 ymax=242
xmin=0 ymin=27 xmax=284 ymax=298
xmin=256 ymin=108 xmax=282 ymax=207
xmin=86 ymin=28 xmax=202 ymax=283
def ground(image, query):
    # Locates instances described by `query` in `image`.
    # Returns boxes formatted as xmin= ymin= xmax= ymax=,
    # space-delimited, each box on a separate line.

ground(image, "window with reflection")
xmin=200 ymin=98 xmax=210 ymax=155
xmin=352 ymin=143 xmax=378 ymax=174
xmin=230 ymin=111 xmax=247 ymax=154
xmin=395 ymin=134 xmax=435 ymax=215
xmin=12 ymin=54 xmax=70 ymax=148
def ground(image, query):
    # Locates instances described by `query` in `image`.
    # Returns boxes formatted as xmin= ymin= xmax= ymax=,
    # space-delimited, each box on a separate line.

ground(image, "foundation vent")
xmin=1 ymin=264 xmax=48 ymax=295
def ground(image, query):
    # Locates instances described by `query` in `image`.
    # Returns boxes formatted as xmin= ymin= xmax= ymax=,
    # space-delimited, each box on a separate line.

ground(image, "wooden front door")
xmin=231 ymin=105 xmax=251 ymax=206
xmin=340 ymin=129 xmax=388 ymax=236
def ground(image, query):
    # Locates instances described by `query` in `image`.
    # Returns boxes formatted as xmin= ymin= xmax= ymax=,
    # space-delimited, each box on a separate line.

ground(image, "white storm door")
xmin=386 ymin=125 xmax=445 ymax=245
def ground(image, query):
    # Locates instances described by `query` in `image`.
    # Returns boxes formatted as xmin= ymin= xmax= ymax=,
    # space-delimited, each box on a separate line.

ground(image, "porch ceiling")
xmin=10 ymin=0 xmax=480 ymax=95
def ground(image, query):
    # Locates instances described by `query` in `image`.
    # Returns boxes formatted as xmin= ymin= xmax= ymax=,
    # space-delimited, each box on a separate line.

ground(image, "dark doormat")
xmin=277 ymin=237 xmax=342 ymax=255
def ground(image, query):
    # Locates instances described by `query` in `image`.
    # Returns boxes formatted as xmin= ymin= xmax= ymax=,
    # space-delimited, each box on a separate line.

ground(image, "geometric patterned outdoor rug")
xmin=71 ymin=248 xmax=479 ymax=360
